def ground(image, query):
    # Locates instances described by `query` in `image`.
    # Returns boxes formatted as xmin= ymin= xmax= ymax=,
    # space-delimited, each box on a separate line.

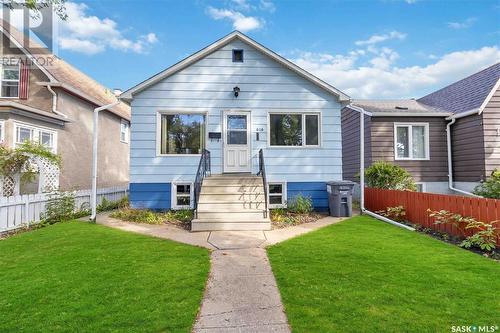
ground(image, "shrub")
xmin=427 ymin=209 xmax=498 ymax=252
xmin=473 ymin=169 xmax=500 ymax=199
xmin=110 ymin=208 xmax=193 ymax=226
xmin=97 ymin=196 xmax=129 ymax=212
xmin=364 ymin=161 xmax=416 ymax=191
xmin=287 ymin=194 xmax=313 ymax=214
xmin=42 ymin=191 xmax=76 ymax=224
xmin=376 ymin=206 xmax=406 ymax=222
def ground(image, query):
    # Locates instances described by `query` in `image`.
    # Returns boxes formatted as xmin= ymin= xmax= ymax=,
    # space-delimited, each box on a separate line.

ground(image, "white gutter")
xmin=346 ymin=103 xmax=416 ymax=231
xmin=90 ymin=98 xmax=121 ymax=221
xmin=45 ymin=84 xmax=68 ymax=119
xmin=445 ymin=109 xmax=481 ymax=197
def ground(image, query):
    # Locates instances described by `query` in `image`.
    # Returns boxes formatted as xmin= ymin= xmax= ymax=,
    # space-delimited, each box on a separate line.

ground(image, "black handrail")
xmin=257 ymin=149 xmax=268 ymax=218
xmin=194 ymin=149 xmax=210 ymax=218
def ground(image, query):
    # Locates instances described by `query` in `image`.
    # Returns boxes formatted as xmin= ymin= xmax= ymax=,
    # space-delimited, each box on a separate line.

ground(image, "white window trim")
xmin=393 ymin=122 xmax=430 ymax=161
xmin=156 ymin=111 xmax=208 ymax=157
xmin=171 ymin=182 xmax=194 ymax=210
xmin=120 ymin=119 xmax=130 ymax=143
xmin=267 ymin=112 xmax=321 ymax=148
xmin=1 ymin=61 xmax=21 ymax=99
xmin=268 ymin=181 xmax=287 ymax=208
xmin=13 ymin=121 xmax=58 ymax=153
xmin=0 ymin=120 xmax=4 ymax=143
xmin=415 ymin=182 xmax=426 ymax=192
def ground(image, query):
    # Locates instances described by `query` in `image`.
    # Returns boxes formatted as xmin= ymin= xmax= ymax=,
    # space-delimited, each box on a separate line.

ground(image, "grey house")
xmin=342 ymin=62 xmax=500 ymax=195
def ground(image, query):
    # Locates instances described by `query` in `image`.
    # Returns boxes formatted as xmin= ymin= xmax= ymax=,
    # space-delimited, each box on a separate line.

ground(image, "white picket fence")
xmin=0 ymin=186 xmax=128 ymax=232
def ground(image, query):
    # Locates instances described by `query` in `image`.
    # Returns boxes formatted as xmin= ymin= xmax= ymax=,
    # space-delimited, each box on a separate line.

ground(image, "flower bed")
xmin=110 ymin=207 xmax=193 ymax=229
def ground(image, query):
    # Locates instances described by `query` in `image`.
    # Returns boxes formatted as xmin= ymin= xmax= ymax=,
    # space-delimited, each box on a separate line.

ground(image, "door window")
xmin=227 ymin=115 xmax=247 ymax=145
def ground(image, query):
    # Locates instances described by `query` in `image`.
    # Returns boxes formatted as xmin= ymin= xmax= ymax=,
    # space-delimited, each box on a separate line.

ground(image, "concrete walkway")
xmin=93 ymin=213 xmax=347 ymax=332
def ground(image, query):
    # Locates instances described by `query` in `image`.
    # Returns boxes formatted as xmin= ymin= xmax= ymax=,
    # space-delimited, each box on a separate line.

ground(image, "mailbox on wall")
xmin=209 ymin=132 xmax=222 ymax=141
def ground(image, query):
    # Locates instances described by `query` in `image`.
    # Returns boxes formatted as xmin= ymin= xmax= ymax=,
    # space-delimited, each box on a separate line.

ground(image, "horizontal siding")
xmin=483 ymin=86 xmax=500 ymax=178
xmin=287 ymin=182 xmax=328 ymax=211
xmin=341 ymin=107 xmax=371 ymax=182
xmin=130 ymin=39 xmax=343 ymax=184
xmin=129 ymin=183 xmax=171 ymax=210
xmin=451 ymin=114 xmax=485 ymax=182
xmin=370 ymin=117 xmax=449 ymax=182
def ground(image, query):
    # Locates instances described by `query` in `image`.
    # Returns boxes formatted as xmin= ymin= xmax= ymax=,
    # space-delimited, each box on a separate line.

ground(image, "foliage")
xmin=428 ymin=209 xmax=498 ymax=251
xmin=376 ymin=206 xmax=406 ymax=222
xmin=3 ymin=0 xmax=67 ymax=20
xmin=267 ymin=216 xmax=500 ymax=333
xmin=0 ymin=222 xmax=209 ymax=333
xmin=270 ymin=206 xmax=325 ymax=228
xmin=473 ymin=169 xmax=500 ymax=199
xmin=287 ymin=194 xmax=313 ymax=214
xmin=363 ymin=161 xmax=417 ymax=191
xmin=0 ymin=141 xmax=61 ymax=185
xmin=110 ymin=208 xmax=194 ymax=227
xmin=97 ymin=196 xmax=128 ymax=212
xmin=42 ymin=191 xmax=75 ymax=224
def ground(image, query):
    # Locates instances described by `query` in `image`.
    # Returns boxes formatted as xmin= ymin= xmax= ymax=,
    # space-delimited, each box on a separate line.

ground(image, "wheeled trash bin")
xmin=327 ymin=181 xmax=355 ymax=217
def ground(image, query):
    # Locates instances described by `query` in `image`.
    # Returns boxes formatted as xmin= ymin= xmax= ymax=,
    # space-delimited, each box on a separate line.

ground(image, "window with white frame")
xmin=14 ymin=123 xmax=57 ymax=152
xmin=268 ymin=182 xmax=286 ymax=208
xmin=172 ymin=183 xmax=193 ymax=209
xmin=159 ymin=113 xmax=206 ymax=155
xmin=0 ymin=120 xmax=4 ymax=143
xmin=269 ymin=113 xmax=319 ymax=147
xmin=120 ymin=120 xmax=129 ymax=143
xmin=1 ymin=61 xmax=20 ymax=98
xmin=394 ymin=123 xmax=429 ymax=160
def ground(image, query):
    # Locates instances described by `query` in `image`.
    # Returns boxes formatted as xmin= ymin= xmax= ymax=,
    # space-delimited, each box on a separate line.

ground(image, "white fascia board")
xmin=372 ymin=112 xmax=451 ymax=117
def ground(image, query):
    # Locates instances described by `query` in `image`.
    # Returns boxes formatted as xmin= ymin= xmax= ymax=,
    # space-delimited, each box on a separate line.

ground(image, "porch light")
xmin=233 ymin=86 xmax=240 ymax=98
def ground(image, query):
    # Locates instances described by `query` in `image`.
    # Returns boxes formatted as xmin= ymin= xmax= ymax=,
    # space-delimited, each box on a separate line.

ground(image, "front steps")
xmin=191 ymin=174 xmax=271 ymax=231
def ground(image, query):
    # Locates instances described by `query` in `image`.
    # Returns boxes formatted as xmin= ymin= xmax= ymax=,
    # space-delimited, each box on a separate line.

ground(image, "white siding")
xmin=130 ymin=40 xmax=343 ymax=183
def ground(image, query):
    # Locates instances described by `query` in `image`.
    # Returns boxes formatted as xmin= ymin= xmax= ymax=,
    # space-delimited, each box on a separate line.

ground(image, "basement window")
xmin=172 ymin=183 xmax=193 ymax=209
xmin=232 ymin=49 xmax=244 ymax=62
xmin=268 ymin=183 xmax=286 ymax=208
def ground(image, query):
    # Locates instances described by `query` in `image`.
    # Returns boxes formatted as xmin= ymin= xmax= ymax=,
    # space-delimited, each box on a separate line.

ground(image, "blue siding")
xmin=287 ymin=182 xmax=329 ymax=211
xmin=130 ymin=183 xmax=171 ymax=210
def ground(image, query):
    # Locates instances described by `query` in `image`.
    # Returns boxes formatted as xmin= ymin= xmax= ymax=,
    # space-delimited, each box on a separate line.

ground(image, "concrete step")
xmin=197 ymin=202 xmax=265 ymax=210
xmin=197 ymin=211 xmax=266 ymax=219
xmin=200 ymin=186 xmax=264 ymax=194
xmin=203 ymin=178 xmax=263 ymax=186
xmin=191 ymin=219 xmax=271 ymax=231
xmin=199 ymin=193 xmax=265 ymax=201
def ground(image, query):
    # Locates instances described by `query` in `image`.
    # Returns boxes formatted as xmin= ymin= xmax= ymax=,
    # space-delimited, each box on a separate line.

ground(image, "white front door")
xmin=223 ymin=111 xmax=251 ymax=173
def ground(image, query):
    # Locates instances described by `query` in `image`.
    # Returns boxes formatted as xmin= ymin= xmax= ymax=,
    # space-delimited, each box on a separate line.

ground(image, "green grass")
xmin=267 ymin=215 xmax=500 ymax=333
xmin=0 ymin=222 xmax=210 ymax=333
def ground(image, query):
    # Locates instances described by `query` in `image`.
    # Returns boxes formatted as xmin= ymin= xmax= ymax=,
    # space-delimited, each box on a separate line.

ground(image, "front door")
xmin=223 ymin=111 xmax=251 ymax=173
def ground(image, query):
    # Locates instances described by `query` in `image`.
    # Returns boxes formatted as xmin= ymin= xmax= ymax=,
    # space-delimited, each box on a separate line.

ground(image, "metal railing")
xmin=194 ymin=149 xmax=211 ymax=218
xmin=257 ymin=149 xmax=268 ymax=218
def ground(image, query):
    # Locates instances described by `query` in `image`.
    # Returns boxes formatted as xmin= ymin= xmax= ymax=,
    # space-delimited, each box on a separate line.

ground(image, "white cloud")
xmin=355 ymin=31 xmax=407 ymax=46
xmin=447 ymin=17 xmax=476 ymax=29
xmin=207 ymin=7 xmax=264 ymax=32
xmin=58 ymin=2 xmax=158 ymax=55
xmin=259 ymin=0 xmax=276 ymax=13
xmin=231 ymin=0 xmax=254 ymax=11
xmin=292 ymin=46 xmax=500 ymax=99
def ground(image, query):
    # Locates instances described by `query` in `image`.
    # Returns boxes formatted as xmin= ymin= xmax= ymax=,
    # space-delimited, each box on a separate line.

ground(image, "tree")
xmin=2 ymin=0 xmax=67 ymax=20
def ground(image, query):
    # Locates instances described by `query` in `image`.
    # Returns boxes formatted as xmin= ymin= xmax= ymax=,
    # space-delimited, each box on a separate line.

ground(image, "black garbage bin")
xmin=327 ymin=181 xmax=355 ymax=217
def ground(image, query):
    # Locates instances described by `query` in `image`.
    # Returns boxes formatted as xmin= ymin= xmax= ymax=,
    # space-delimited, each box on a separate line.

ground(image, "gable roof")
xmin=121 ymin=31 xmax=350 ymax=102
xmin=350 ymin=99 xmax=451 ymax=117
xmin=418 ymin=62 xmax=500 ymax=115
xmin=0 ymin=20 xmax=130 ymax=121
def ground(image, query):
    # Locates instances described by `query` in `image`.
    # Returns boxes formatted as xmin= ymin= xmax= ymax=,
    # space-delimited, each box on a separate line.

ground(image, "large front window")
xmin=1 ymin=63 xmax=20 ymax=98
xmin=395 ymin=123 xmax=429 ymax=160
xmin=159 ymin=113 xmax=206 ymax=155
xmin=269 ymin=113 xmax=319 ymax=147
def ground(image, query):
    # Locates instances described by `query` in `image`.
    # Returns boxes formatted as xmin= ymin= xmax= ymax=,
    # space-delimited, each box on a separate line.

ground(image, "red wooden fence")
xmin=364 ymin=188 xmax=500 ymax=245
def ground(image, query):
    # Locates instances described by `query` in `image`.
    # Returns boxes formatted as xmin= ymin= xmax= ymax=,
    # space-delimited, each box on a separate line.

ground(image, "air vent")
xmin=395 ymin=106 xmax=409 ymax=110
xmin=232 ymin=49 xmax=244 ymax=62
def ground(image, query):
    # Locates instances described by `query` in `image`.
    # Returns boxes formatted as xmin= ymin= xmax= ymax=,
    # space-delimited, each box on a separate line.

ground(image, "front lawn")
xmin=268 ymin=215 xmax=500 ymax=333
xmin=0 ymin=222 xmax=210 ymax=333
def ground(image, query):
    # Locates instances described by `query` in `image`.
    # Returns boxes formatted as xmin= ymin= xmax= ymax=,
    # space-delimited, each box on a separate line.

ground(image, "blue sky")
xmin=37 ymin=0 xmax=500 ymax=98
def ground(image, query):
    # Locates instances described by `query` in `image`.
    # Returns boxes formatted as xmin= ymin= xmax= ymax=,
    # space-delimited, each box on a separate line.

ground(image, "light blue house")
xmin=121 ymin=31 xmax=350 ymax=230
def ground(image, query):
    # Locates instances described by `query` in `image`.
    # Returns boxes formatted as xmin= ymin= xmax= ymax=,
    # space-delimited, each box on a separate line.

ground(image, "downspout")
xmin=446 ymin=111 xmax=481 ymax=197
xmin=347 ymin=103 xmax=415 ymax=231
xmin=90 ymin=98 xmax=121 ymax=221
xmin=46 ymin=84 xmax=68 ymax=119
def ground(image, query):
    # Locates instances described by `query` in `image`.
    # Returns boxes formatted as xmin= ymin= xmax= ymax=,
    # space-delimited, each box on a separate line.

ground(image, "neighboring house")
xmin=122 ymin=31 xmax=350 ymax=230
xmin=0 ymin=21 xmax=130 ymax=196
xmin=342 ymin=62 xmax=500 ymax=195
